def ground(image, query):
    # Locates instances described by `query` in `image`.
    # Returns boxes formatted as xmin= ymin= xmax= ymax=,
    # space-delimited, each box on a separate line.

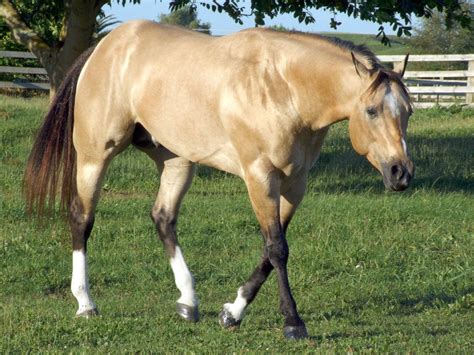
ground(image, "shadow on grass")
xmin=200 ymin=310 xmax=220 ymax=318
xmin=194 ymin=135 xmax=473 ymax=194
xmin=317 ymin=285 xmax=473 ymax=320
xmin=395 ymin=285 xmax=474 ymax=315
xmin=311 ymin=135 xmax=473 ymax=194
xmin=308 ymin=329 xmax=382 ymax=343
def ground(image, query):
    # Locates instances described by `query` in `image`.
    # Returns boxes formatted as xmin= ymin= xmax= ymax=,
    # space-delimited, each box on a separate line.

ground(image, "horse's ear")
xmin=393 ymin=54 xmax=409 ymax=77
xmin=351 ymin=52 xmax=370 ymax=78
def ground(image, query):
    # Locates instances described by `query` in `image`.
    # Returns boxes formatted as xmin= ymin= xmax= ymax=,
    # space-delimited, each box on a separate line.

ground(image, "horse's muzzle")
xmin=382 ymin=160 xmax=414 ymax=191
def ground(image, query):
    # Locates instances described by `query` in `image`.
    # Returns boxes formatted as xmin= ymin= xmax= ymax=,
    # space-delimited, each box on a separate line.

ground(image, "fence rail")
xmin=0 ymin=50 xmax=36 ymax=59
xmin=0 ymin=50 xmax=49 ymax=90
xmin=378 ymin=54 xmax=474 ymax=107
xmin=1 ymin=50 xmax=473 ymax=107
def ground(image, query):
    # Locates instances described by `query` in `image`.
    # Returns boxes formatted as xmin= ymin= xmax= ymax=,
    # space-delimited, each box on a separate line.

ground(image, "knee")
xmin=151 ymin=207 xmax=177 ymax=234
xmin=266 ymin=238 xmax=289 ymax=266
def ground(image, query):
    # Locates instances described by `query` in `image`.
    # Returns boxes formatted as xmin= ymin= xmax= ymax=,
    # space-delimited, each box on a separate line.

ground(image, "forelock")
xmin=366 ymin=70 xmax=412 ymax=112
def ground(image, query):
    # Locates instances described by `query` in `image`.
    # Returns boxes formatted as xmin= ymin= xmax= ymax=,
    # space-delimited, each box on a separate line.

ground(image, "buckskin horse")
xmin=25 ymin=21 xmax=413 ymax=339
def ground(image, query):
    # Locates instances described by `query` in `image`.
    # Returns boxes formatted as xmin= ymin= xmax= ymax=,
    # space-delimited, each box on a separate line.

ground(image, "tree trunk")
xmin=43 ymin=0 xmax=99 ymax=98
xmin=0 ymin=0 xmax=103 ymax=98
xmin=42 ymin=55 xmax=66 ymax=99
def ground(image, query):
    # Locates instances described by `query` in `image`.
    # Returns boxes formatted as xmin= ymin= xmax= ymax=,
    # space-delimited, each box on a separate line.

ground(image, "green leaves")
xmin=408 ymin=5 xmax=473 ymax=54
xmin=6 ymin=0 xmax=65 ymax=46
xmin=177 ymin=1 xmax=471 ymax=42
xmin=160 ymin=5 xmax=211 ymax=34
xmin=3 ymin=0 xmax=471 ymax=54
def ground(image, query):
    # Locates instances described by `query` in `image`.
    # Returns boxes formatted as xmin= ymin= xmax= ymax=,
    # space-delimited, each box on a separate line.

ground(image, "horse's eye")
xmin=366 ymin=107 xmax=377 ymax=118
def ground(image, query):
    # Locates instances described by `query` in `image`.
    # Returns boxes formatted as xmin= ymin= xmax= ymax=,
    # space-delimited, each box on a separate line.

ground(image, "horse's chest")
xmin=271 ymin=128 xmax=328 ymax=178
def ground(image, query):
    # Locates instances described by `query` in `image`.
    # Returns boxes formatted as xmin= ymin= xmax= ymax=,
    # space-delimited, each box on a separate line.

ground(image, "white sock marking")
xmin=223 ymin=287 xmax=248 ymax=321
xmin=170 ymin=247 xmax=197 ymax=307
xmin=71 ymin=250 xmax=96 ymax=314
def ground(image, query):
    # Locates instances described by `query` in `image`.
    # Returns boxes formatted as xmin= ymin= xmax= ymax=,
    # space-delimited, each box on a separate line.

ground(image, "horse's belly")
xmin=137 ymin=111 xmax=242 ymax=176
xmin=163 ymin=137 xmax=242 ymax=176
xmin=193 ymin=142 xmax=242 ymax=176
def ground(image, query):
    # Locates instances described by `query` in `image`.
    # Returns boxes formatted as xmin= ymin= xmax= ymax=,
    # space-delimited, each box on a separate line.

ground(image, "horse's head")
xmin=348 ymin=53 xmax=414 ymax=191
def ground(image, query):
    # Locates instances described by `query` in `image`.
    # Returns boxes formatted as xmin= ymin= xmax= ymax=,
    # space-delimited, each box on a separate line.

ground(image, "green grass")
xmin=1 ymin=95 xmax=473 ymax=352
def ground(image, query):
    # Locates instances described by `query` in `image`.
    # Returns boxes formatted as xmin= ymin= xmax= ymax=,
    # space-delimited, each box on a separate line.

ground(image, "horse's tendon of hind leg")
xmin=24 ymin=21 xmax=414 ymax=340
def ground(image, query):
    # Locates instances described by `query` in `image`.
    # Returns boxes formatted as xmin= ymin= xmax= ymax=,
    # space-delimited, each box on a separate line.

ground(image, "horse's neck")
xmin=285 ymin=50 xmax=362 ymax=130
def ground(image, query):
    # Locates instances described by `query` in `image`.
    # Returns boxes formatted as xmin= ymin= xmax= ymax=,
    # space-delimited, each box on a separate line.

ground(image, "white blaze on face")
xmin=170 ymin=246 xmax=197 ymax=307
xmin=71 ymin=250 xmax=96 ymax=314
xmin=384 ymin=92 xmax=401 ymax=118
xmin=223 ymin=287 xmax=248 ymax=321
xmin=401 ymin=137 xmax=408 ymax=155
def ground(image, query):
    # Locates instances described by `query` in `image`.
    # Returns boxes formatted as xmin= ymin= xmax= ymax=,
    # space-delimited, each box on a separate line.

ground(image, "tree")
xmin=159 ymin=5 xmax=211 ymax=34
xmin=0 ymin=0 xmax=111 ymax=96
xmin=0 ymin=12 xmax=118 ymax=88
xmin=184 ymin=0 xmax=471 ymax=45
xmin=409 ymin=5 xmax=474 ymax=54
xmin=0 ymin=0 xmax=471 ymax=96
xmin=267 ymin=24 xmax=293 ymax=32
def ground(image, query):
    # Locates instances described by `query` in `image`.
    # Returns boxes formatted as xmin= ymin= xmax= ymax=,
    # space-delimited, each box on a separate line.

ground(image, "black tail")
xmin=24 ymin=47 xmax=95 ymax=216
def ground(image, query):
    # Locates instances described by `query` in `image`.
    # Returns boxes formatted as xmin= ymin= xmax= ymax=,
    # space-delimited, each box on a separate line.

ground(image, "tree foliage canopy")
xmin=159 ymin=5 xmax=211 ymax=34
xmin=170 ymin=0 xmax=471 ymax=44
xmin=410 ymin=4 xmax=474 ymax=54
xmin=0 ymin=0 xmax=116 ymax=94
xmin=0 ymin=3 xmax=115 ymax=50
xmin=5 ymin=0 xmax=64 ymax=46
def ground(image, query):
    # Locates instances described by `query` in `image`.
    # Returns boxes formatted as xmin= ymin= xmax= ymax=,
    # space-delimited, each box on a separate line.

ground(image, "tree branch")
xmin=0 ymin=0 xmax=51 ymax=56
xmin=95 ymin=0 xmax=111 ymax=12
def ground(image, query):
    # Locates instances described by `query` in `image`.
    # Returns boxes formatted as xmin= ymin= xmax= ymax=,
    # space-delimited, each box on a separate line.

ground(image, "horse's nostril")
xmin=391 ymin=164 xmax=403 ymax=180
xmin=383 ymin=162 xmax=412 ymax=191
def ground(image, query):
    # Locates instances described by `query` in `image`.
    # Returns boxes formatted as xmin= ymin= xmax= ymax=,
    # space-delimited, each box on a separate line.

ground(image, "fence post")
xmin=467 ymin=60 xmax=474 ymax=105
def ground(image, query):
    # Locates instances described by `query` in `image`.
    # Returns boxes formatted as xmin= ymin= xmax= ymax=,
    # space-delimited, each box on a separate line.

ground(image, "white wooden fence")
xmin=1 ymin=50 xmax=473 ymax=107
xmin=378 ymin=54 xmax=474 ymax=108
xmin=0 ymin=50 xmax=49 ymax=90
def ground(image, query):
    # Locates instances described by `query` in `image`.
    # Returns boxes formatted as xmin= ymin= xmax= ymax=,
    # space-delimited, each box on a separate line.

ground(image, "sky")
xmin=103 ymin=0 xmax=403 ymax=36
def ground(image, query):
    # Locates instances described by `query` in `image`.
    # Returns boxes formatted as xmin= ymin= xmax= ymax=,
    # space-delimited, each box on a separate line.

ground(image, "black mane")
xmin=268 ymin=28 xmax=383 ymax=71
xmin=322 ymin=35 xmax=382 ymax=70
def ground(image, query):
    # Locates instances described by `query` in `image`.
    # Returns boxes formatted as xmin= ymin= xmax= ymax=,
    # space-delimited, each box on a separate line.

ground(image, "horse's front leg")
xmin=219 ymin=161 xmax=308 ymax=339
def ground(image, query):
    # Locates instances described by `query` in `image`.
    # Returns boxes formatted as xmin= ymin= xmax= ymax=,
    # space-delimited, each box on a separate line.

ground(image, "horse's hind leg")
xmin=70 ymin=114 xmax=133 ymax=317
xmin=147 ymin=150 xmax=198 ymax=321
xmin=70 ymin=154 xmax=110 ymax=317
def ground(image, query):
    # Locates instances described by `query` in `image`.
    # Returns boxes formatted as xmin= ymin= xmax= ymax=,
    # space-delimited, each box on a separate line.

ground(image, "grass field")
xmin=1 ymin=95 xmax=473 ymax=352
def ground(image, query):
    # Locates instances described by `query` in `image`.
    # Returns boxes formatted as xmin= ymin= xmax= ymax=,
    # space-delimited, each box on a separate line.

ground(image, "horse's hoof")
xmin=176 ymin=303 xmax=199 ymax=322
xmin=283 ymin=325 xmax=309 ymax=340
xmin=75 ymin=308 xmax=99 ymax=318
xmin=219 ymin=309 xmax=241 ymax=329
